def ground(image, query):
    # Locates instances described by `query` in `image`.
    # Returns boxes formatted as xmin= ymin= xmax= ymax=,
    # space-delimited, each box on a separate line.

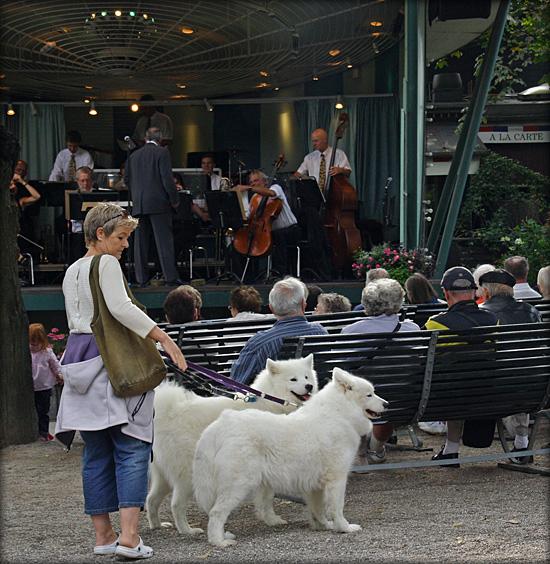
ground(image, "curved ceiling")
xmin=0 ymin=0 xmax=404 ymax=102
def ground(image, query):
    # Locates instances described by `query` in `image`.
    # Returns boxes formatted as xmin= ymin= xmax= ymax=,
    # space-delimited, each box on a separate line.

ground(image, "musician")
xmin=132 ymin=95 xmax=173 ymax=147
xmin=49 ymin=130 xmax=94 ymax=182
xmin=201 ymin=154 xmax=222 ymax=191
xmin=233 ymin=169 xmax=299 ymax=277
xmin=75 ymin=166 xmax=94 ymax=193
xmin=294 ymin=128 xmax=351 ymax=191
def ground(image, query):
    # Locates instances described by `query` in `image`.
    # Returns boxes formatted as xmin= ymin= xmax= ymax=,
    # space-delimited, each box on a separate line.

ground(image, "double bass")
xmin=232 ymin=154 xmax=286 ymax=258
xmin=324 ymin=113 xmax=362 ymax=271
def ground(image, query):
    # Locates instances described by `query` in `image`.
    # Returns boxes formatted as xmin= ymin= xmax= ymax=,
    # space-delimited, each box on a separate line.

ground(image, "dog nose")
xmin=305 ymin=384 xmax=313 ymax=392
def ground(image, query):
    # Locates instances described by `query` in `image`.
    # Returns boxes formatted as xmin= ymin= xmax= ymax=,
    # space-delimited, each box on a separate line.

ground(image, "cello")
xmin=232 ymin=154 xmax=286 ymax=259
xmin=324 ymin=113 xmax=362 ymax=272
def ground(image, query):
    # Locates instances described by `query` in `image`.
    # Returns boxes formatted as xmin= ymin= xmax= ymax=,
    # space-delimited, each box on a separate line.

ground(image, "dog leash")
xmin=164 ymin=359 xmax=298 ymax=407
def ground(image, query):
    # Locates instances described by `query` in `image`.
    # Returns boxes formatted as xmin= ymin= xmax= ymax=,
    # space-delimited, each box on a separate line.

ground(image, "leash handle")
xmin=164 ymin=359 xmax=295 ymax=407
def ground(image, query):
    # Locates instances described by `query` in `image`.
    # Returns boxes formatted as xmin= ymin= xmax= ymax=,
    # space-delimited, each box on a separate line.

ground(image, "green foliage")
xmin=498 ymin=220 xmax=550 ymax=284
xmin=352 ymin=245 xmax=434 ymax=286
xmin=456 ymin=151 xmax=550 ymax=255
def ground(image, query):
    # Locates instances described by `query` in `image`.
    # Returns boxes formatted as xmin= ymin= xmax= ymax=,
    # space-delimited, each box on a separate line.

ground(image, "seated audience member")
xmin=479 ymin=268 xmax=541 ymax=463
xmin=504 ymin=255 xmax=542 ymax=299
xmin=305 ymin=285 xmax=323 ymax=312
xmin=472 ymin=264 xmax=495 ymax=304
xmin=163 ymin=285 xmax=202 ymax=324
xmin=425 ymin=267 xmax=498 ymax=467
xmin=404 ymin=273 xmax=444 ymax=305
xmin=536 ymin=265 xmax=550 ymax=300
xmin=314 ymin=293 xmax=352 ymax=314
xmin=227 ymin=286 xmax=267 ymax=321
xmin=353 ymin=268 xmax=390 ymax=311
xmin=230 ymin=277 xmax=328 ymax=384
xmin=342 ymin=278 xmax=421 ymax=463
xmin=49 ymin=130 xmax=94 ymax=181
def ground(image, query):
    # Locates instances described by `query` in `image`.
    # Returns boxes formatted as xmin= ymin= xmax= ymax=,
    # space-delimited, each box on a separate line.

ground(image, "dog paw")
xmin=224 ymin=531 xmax=236 ymax=540
xmin=211 ymin=538 xmax=237 ymax=547
xmin=160 ymin=522 xmax=174 ymax=528
xmin=341 ymin=523 xmax=362 ymax=533
xmin=187 ymin=527 xmax=204 ymax=536
xmin=264 ymin=515 xmax=288 ymax=526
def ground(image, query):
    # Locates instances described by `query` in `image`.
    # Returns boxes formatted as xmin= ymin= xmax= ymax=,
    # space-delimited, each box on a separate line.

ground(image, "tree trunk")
xmin=0 ymin=126 xmax=37 ymax=447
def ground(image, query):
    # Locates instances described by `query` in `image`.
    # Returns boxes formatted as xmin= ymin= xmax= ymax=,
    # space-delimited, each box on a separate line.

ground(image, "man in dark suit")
xmin=125 ymin=127 xmax=180 ymax=286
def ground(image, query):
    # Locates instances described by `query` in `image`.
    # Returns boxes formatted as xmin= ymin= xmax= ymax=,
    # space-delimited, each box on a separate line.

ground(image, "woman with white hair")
xmin=537 ymin=265 xmax=550 ymax=300
xmin=472 ymin=264 xmax=495 ymax=304
xmin=55 ymin=203 xmax=186 ymax=559
xmin=341 ymin=279 xmax=421 ymax=464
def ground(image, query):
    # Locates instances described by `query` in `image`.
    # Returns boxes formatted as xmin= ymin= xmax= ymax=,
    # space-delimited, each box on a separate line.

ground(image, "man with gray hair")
xmin=125 ymin=127 xmax=181 ymax=287
xmin=504 ymin=255 xmax=541 ymax=299
xmin=230 ymin=277 xmax=328 ymax=384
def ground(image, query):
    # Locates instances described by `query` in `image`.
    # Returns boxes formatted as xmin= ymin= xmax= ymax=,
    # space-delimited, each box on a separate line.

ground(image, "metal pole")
xmin=430 ymin=0 xmax=511 ymax=277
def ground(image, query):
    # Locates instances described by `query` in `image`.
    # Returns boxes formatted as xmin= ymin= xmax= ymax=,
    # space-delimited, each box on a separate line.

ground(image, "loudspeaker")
xmin=429 ymin=0 xmax=491 ymax=24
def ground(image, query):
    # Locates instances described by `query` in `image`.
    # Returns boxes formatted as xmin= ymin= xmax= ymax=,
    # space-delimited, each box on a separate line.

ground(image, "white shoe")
xmin=418 ymin=421 xmax=447 ymax=435
xmin=115 ymin=537 xmax=153 ymax=560
xmin=365 ymin=436 xmax=387 ymax=464
xmin=93 ymin=536 xmax=119 ymax=555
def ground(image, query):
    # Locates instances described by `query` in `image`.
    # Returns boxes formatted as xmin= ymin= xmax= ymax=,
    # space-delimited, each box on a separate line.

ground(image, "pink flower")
xmin=376 ymin=263 xmax=381 ymax=268
xmin=367 ymin=265 xmax=371 ymax=269
xmin=368 ymin=256 xmax=373 ymax=262
xmin=50 ymin=328 xmax=59 ymax=333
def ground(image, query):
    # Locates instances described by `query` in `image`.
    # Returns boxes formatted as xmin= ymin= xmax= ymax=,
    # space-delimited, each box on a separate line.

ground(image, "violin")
xmin=232 ymin=154 xmax=286 ymax=258
xmin=324 ymin=113 xmax=362 ymax=272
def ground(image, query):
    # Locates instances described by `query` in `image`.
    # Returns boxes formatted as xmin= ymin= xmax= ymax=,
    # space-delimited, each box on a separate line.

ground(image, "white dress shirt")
xmin=133 ymin=111 xmax=173 ymax=142
xmin=49 ymin=148 xmax=94 ymax=181
xmin=267 ymin=183 xmax=297 ymax=231
xmin=296 ymin=147 xmax=351 ymax=190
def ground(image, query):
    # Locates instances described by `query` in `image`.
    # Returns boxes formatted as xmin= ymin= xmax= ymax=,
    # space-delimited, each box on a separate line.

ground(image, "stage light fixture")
xmin=115 ymin=10 xmax=122 ymax=17
xmin=89 ymin=101 xmax=98 ymax=116
xmin=203 ymin=98 xmax=213 ymax=112
xmin=84 ymin=98 xmax=90 ymax=103
xmin=334 ymin=96 xmax=344 ymax=110
xmin=130 ymin=103 xmax=139 ymax=112
xmin=7 ymin=103 xmax=15 ymax=116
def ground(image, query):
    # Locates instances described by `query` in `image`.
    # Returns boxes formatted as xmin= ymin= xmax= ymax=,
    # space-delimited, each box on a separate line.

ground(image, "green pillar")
xmin=429 ymin=0 xmax=511 ymax=277
xmin=400 ymin=0 xmax=426 ymax=248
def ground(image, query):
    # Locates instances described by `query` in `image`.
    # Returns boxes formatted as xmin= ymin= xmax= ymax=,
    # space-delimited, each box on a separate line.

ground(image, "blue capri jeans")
xmin=80 ymin=425 xmax=152 ymax=515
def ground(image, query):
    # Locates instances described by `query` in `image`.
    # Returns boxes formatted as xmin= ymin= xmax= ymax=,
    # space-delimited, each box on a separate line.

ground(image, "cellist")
xmin=294 ymin=128 xmax=352 ymax=190
xmin=233 ymin=169 xmax=299 ymax=279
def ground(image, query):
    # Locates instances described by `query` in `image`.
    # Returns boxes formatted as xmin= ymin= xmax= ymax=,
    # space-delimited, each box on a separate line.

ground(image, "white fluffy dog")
xmin=193 ymin=367 xmax=388 ymax=547
xmin=146 ymin=355 xmax=317 ymax=535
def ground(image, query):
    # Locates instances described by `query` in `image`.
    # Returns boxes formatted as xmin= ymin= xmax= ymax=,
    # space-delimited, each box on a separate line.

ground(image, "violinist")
xmin=233 ymin=170 xmax=299 ymax=278
xmin=294 ymin=128 xmax=351 ymax=191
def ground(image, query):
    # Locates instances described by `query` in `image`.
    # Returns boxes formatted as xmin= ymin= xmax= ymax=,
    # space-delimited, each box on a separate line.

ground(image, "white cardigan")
xmin=56 ymin=255 xmax=157 ymax=443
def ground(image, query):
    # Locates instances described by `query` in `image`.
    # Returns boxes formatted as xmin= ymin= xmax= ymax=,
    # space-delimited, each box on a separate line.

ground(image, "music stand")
xmin=205 ymin=191 xmax=245 ymax=284
xmin=289 ymin=177 xmax=325 ymax=211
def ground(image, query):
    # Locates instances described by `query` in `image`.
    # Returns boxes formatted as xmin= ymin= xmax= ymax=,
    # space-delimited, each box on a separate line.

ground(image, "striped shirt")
xmin=230 ymin=316 xmax=328 ymax=384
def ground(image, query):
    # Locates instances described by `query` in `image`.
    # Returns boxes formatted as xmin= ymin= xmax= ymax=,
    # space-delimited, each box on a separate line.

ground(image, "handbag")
xmin=89 ymin=254 xmax=167 ymax=397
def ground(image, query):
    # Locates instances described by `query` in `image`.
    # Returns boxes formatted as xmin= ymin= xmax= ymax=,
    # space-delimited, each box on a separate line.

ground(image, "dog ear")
xmin=304 ymin=354 xmax=313 ymax=369
xmin=266 ymin=358 xmax=278 ymax=374
xmin=333 ymin=367 xmax=353 ymax=392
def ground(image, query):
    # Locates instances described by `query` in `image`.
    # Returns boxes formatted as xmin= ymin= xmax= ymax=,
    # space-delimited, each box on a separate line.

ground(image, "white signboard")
xmin=478 ymin=127 xmax=550 ymax=144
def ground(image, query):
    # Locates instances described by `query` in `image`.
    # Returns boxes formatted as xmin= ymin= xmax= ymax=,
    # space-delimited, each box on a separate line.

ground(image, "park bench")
xmin=278 ymin=322 xmax=550 ymax=473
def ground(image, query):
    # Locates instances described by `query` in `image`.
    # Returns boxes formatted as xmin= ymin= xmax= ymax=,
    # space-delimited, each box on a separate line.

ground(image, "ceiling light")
xmin=115 ymin=10 xmax=122 ymax=17
xmin=203 ymin=98 xmax=213 ymax=112
xmin=7 ymin=103 xmax=15 ymax=116
xmin=256 ymin=82 xmax=269 ymax=88
xmin=181 ymin=26 xmax=194 ymax=34
xmin=274 ymin=87 xmax=280 ymax=91
xmin=130 ymin=103 xmax=139 ymax=112
xmin=100 ymin=11 xmax=107 ymax=17
xmin=260 ymin=70 xmax=269 ymax=77
xmin=89 ymin=101 xmax=98 ymax=116
xmin=84 ymin=85 xmax=93 ymax=90
xmin=129 ymin=11 xmax=135 ymax=17
xmin=370 ymin=21 xmax=383 ymax=27
xmin=335 ymin=96 xmax=344 ymax=110
xmin=346 ymin=59 xmax=353 ymax=69
xmin=143 ymin=13 xmax=148 ymax=20
xmin=84 ymin=98 xmax=90 ymax=103
xmin=176 ymin=83 xmax=187 ymax=89
xmin=371 ymin=31 xmax=381 ymax=38
xmin=312 ymin=74 xmax=319 ymax=81
xmin=328 ymin=49 xmax=341 ymax=57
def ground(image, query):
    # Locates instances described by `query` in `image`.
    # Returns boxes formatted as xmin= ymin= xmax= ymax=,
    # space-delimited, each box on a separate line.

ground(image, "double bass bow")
xmin=232 ymin=154 xmax=287 ymax=259
xmin=324 ymin=113 xmax=362 ymax=272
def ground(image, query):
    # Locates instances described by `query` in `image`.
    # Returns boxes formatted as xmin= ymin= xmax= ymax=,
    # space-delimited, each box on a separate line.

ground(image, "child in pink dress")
xmin=29 ymin=323 xmax=63 ymax=441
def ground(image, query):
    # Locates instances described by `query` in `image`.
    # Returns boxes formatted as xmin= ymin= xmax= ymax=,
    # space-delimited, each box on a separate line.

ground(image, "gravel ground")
xmin=1 ymin=422 xmax=549 ymax=564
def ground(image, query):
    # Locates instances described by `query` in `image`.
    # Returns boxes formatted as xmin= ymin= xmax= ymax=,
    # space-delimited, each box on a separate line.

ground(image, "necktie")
xmin=68 ymin=154 xmax=77 ymax=181
xmin=318 ymin=153 xmax=326 ymax=192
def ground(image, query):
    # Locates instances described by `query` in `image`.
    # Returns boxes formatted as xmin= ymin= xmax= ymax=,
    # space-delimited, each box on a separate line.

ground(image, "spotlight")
xmin=312 ymin=74 xmax=319 ymax=81
xmin=89 ymin=101 xmax=98 ymax=116
xmin=180 ymin=26 xmax=194 ymax=34
xmin=84 ymin=98 xmax=90 ymax=104
xmin=7 ymin=103 xmax=15 ymax=116
xmin=203 ymin=98 xmax=213 ymax=112
xmin=130 ymin=103 xmax=139 ymax=112
xmin=335 ymin=96 xmax=344 ymax=110
xmin=115 ymin=10 xmax=122 ymax=17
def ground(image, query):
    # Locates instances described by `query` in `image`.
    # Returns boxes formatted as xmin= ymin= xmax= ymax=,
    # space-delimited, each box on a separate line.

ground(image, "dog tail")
xmin=192 ymin=421 xmax=223 ymax=513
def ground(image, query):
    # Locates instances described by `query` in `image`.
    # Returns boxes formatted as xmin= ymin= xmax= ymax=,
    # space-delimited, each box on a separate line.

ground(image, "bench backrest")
xmin=279 ymin=322 xmax=550 ymax=424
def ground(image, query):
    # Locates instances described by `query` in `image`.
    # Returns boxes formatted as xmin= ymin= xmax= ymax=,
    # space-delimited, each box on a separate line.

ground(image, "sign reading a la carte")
xmin=478 ymin=125 xmax=550 ymax=144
